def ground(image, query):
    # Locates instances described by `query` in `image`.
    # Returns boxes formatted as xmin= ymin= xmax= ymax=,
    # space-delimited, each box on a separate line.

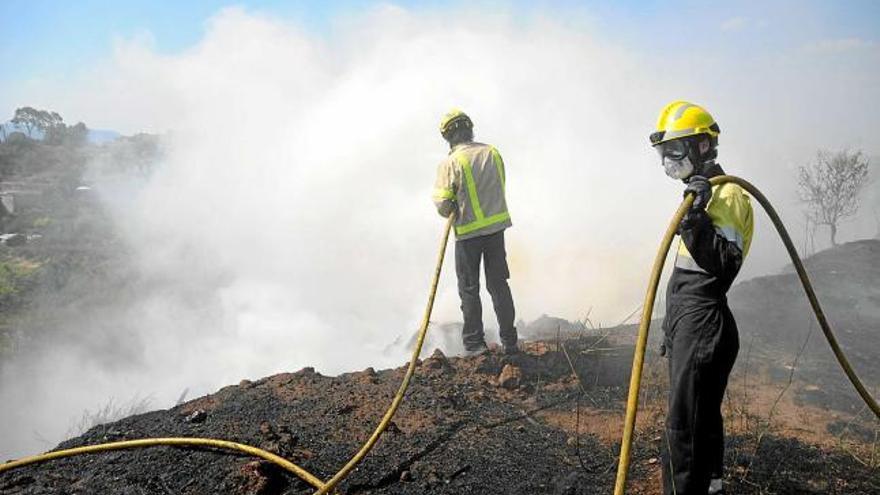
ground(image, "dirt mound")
xmin=0 ymin=339 xmax=626 ymax=494
xmin=2 ymin=334 xmax=877 ymax=494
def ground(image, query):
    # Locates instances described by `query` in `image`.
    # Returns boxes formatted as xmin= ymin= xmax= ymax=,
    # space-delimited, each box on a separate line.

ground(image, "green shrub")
xmin=0 ymin=257 xmax=41 ymax=297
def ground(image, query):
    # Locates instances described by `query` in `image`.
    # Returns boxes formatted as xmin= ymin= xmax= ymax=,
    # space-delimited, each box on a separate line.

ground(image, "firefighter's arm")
xmin=432 ymin=157 xmax=458 ymax=218
xmin=680 ymin=190 xmax=753 ymax=281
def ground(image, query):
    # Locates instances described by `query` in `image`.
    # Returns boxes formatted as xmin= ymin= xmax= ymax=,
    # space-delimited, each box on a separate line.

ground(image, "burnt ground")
xmin=1 ymin=335 xmax=878 ymax=495
xmin=730 ymin=239 xmax=880 ymax=415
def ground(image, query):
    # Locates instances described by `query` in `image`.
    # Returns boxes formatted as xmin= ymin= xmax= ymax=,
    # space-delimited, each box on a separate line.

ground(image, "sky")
xmin=0 ymin=1 xmax=878 ymax=459
xmin=2 ymin=0 xmax=879 ymax=116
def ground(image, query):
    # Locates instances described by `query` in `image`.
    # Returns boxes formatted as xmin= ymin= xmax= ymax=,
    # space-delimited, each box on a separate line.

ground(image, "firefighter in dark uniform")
xmin=650 ymin=101 xmax=754 ymax=495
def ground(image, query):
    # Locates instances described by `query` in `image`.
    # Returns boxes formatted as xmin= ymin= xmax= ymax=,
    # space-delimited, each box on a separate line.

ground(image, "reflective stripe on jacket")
xmin=432 ymin=141 xmax=512 ymax=240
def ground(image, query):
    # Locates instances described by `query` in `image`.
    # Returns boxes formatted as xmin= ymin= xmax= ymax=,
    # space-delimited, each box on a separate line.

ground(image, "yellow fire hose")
xmin=613 ymin=175 xmax=880 ymax=494
xmin=0 ymin=215 xmax=455 ymax=495
xmin=0 ymin=438 xmax=326 ymax=489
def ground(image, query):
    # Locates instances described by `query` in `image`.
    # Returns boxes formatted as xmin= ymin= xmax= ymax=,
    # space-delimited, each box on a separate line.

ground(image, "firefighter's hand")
xmin=437 ymin=200 xmax=457 ymax=218
xmin=684 ymin=175 xmax=712 ymax=211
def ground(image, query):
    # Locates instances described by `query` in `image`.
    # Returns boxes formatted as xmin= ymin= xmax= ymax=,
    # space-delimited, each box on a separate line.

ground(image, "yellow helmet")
xmin=439 ymin=108 xmax=473 ymax=137
xmin=649 ymin=100 xmax=720 ymax=146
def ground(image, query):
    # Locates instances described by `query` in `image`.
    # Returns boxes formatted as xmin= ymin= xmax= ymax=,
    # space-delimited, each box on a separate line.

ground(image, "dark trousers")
xmin=454 ymin=230 xmax=517 ymax=350
xmin=662 ymin=300 xmax=739 ymax=495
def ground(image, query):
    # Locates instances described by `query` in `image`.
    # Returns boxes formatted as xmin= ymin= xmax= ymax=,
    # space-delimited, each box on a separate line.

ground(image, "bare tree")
xmin=797 ymin=149 xmax=870 ymax=246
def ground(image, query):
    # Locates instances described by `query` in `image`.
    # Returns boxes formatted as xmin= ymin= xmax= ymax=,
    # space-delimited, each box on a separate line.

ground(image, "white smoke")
xmin=1 ymin=4 xmax=878 ymax=459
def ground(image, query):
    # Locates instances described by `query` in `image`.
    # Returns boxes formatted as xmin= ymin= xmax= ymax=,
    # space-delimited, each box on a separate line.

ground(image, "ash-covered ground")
xmin=2 ymin=335 xmax=877 ymax=494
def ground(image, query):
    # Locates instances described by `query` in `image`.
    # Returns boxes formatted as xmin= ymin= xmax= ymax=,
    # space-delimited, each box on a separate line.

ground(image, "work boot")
xmin=462 ymin=343 xmax=489 ymax=357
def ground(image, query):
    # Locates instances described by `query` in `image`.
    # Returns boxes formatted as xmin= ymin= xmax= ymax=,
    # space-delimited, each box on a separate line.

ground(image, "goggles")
xmin=653 ymin=139 xmax=690 ymax=161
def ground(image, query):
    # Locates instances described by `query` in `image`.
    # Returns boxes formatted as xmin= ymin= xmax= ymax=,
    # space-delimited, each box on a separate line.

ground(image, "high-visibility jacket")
xmin=432 ymin=141 xmax=512 ymax=240
xmin=668 ymin=164 xmax=754 ymax=300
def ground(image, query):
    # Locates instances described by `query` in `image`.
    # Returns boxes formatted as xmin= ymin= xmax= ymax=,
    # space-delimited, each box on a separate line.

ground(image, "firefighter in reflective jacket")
xmin=432 ymin=109 xmax=518 ymax=356
xmin=650 ymin=101 xmax=754 ymax=495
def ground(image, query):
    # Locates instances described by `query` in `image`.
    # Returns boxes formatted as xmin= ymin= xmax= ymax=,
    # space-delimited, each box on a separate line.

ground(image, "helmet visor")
xmin=654 ymin=139 xmax=689 ymax=160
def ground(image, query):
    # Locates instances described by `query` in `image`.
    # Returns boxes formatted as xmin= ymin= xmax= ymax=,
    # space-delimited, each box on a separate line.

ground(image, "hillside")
xmin=1 ymin=332 xmax=877 ymax=493
xmin=0 ymin=129 xmax=160 ymax=359
xmin=730 ymin=239 xmax=880 ymax=413
xmin=0 ymin=341 xmax=615 ymax=494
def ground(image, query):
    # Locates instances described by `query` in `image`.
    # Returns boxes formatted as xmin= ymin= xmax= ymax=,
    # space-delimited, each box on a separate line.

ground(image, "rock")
xmin=353 ymin=367 xmax=378 ymax=384
xmin=258 ymin=421 xmax=278 ymax=440
xmin=239 ymin=379 xmax=253 ymax=388
xmin=497 ymin=364 xmax=523 ymax=389
xmin=184 ymin=409 xmax=207 ymax=423
xmin=239 ymin=461 xmax=281 ymax=495
xmin=424 ymin=348 xmax=450 ymax=369
xmin=399 ymin=470 xmax=412 ymax=482
xmin=647 ymin=457 xmax=659 ymax=465
xmin=276 ymin=425 xmax=297 ymax=448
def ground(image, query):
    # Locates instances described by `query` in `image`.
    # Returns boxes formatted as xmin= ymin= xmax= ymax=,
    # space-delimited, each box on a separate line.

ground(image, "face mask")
xmin=663 ymin=156 xmax=694 ymax=180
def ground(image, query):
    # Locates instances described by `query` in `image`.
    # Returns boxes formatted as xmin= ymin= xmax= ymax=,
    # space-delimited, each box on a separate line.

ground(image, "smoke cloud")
xmin=1 ymin=4 xmax=878 ymax=459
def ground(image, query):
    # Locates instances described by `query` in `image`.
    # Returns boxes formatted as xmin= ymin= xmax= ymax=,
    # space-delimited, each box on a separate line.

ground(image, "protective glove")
xmin=437 ymin=199 xmax=458 ymax=219
xmin=683 ymin=175 xmax=712 ymax=211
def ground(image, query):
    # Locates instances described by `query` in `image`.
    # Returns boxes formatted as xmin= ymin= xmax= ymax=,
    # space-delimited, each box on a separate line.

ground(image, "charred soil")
xmin=2 ymin=335 xmax=877 ymax=494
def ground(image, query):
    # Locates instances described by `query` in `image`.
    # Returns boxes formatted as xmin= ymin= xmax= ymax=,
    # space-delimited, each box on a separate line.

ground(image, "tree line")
xmin=1 ymin=106 xmax=88 ymax=146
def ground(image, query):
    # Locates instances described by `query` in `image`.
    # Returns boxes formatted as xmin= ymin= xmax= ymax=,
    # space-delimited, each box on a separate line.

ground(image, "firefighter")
xmin=432 ymin=109 xmax=518 ymax=356
xmin=651 ymin=101 xmax=754 ymax=495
